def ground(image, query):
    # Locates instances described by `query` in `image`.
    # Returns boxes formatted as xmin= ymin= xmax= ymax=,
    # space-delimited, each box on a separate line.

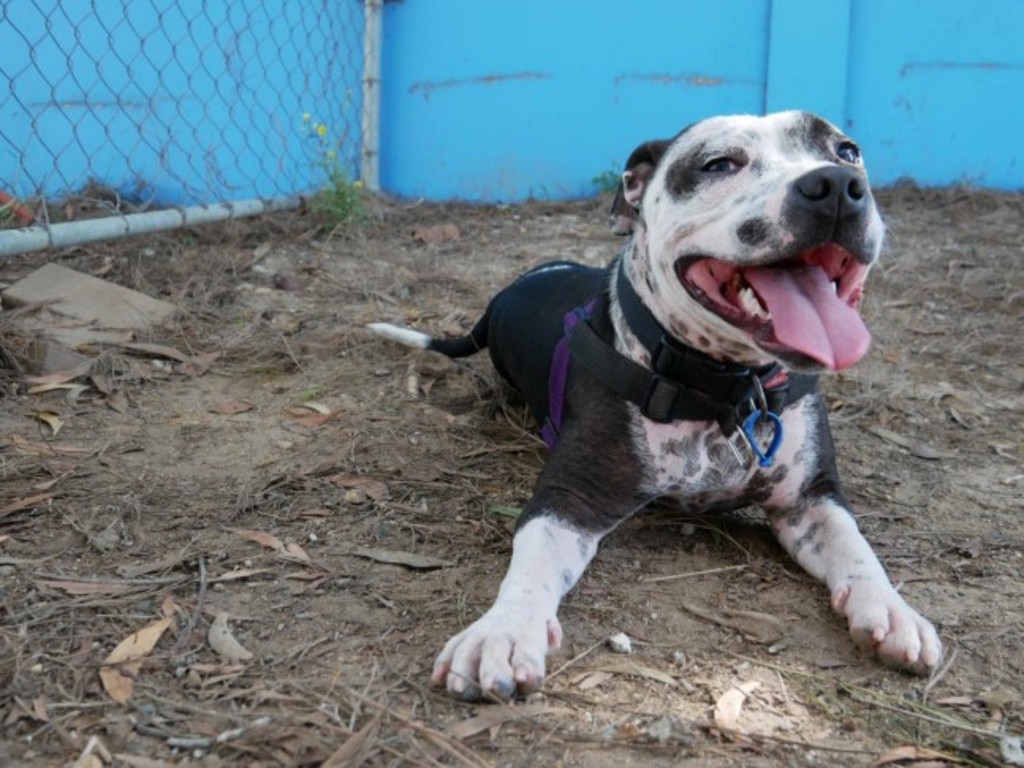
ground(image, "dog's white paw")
xmin=832 ymin=581 xmax=942 ymax=675
xmin=430 ymin=602 xmax=562 ymax=701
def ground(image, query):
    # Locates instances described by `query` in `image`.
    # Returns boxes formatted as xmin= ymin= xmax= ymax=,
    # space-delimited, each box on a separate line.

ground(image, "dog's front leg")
xmin=431 ymin=514 xmax=598 ymax=701
xmin=768 ymin=497 xmax=942 ymax=674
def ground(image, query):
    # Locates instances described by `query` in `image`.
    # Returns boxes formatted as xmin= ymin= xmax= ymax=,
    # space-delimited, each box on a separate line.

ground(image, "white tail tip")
xmin=367 ymin=322 xmax=432 ymax=349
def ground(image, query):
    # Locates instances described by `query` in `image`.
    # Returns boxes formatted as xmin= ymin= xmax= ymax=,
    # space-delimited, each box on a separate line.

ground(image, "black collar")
xmin=568 ymin=257 xmax=803 ymax=435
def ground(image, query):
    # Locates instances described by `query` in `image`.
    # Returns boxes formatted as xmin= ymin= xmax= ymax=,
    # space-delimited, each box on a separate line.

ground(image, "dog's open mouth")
xmin=678 ymin=244 xmax=871 ymax=371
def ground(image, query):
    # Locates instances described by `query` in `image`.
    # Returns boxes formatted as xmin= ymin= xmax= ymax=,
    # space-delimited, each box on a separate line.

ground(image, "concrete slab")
xmin=2 ymin=263 xmax=177 ymax=329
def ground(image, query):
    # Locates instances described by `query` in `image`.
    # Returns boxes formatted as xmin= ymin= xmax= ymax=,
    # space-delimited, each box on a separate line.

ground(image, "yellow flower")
xmin=316 ymin=123 xmax=328 ymax=137
xmin=353 ymin=180 xmax=364 ymax=188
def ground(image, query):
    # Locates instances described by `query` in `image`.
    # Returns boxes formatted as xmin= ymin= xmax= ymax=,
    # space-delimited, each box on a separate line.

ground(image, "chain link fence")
xmin=0 ymin=0 xmax=369 ymax=252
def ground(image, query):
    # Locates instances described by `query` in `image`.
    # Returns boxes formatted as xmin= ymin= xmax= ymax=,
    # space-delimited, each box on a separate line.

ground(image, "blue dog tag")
xmin=741 ymin=409 xmax=784 ymax=468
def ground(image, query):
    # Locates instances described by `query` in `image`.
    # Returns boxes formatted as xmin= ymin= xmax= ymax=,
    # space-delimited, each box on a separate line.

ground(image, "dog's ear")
xmin=608 ymin=139 xmax=670 ymax=235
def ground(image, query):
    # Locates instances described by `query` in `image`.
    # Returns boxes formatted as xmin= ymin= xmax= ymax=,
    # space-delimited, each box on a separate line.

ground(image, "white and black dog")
xmin=370 ymin=111 xmax=942 ymax=701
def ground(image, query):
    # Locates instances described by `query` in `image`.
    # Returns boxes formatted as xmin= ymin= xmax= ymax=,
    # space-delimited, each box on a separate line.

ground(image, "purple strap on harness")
xmin=540 ymin=299 xmax=596 ymax=449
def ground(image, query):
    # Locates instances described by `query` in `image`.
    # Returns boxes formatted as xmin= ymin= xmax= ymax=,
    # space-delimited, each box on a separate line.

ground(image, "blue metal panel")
xmin=381 ymin=1 xmax=770 ymax=201
xmin=847 ymin=0 xmax=1024 ymax=188
xmin=765 ymin=0 xmax=852 ymax=125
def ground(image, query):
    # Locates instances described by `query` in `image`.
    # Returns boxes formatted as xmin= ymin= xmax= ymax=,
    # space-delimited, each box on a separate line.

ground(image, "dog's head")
xmin=611 ymin=111 xmax=885 ymax=373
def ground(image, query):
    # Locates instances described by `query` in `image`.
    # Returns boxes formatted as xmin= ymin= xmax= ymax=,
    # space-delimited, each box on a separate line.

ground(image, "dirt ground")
xmin=0 ymin=186 xmax=1022 ymax=767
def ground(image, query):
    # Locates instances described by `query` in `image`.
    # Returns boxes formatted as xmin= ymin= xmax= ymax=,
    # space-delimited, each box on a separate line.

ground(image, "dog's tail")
xmin=367 ymin=314 xmax=488 ymax=359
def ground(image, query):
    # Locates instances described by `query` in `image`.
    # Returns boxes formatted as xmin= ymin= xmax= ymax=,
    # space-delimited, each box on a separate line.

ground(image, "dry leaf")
xmin=328 ymin=475 xmax=390 ymax=501
xmin=288 ymin=412 xmax=337 ymax=428
xmin=230 ymin=528 xmax=286 ymax=551
xmin=284 ymin=403 xmax=337 ymax=428
xmin=209 ymin=567 xmax=274 ymax=582
xmin=351 ymin=547 xmax=451 ymax=570
xmin=121 ymin=342 xmax=190 ymax=362
xmin=160 ymin=595 xmax=183 ymax=619
xmin=116 ymin=553 xmax=190 ymax=578
xmin=870 ymin=744 xmax=962 ymax=766
xmin=90 ymin=374 xmax=113 ymax=395
xmin=176 ymin=354 xmax=219 ymax=377
xmin=283 ymin=542 xmax=311 ymax=562
xmin=412 ymin=223 xmax=461 ymax=244
xmin=99 ymin=617 xmax=173 ymax=704
xmin=24 ymin=360 xmax=94 ymax=386
xmin=207 ymin=612 xmax=254 ymax=662
xmin=976 ymin=688 xmax=1020 ymax=708
xmin=8 ymin=434 xmax=91 ymax=456
xmin=814 ymin=657 xmax=851 ymax=669
xmin=31 ymin=695 xmax=49 ymax=722
xmin=576 ymin=671 xmax=614 ymax=691
xmin=0 ymin=492 xmax=55 ymax=518
xmin=36 ymin=580 xmax=134 ymax=596
xmin=30 ymin=411 xmax=64 ymax=436
xmin=104 ymin=393 xmax=129 ymax=417
xmin=910 ymin=443 xmax=957 ymax=460
xmin=210 ymin=400 xmax=254 ymax=415
xmin=866 ymin=426 xmax=956 ymax=460
xmin=33 ymin=472 xmax=73 ymax=492
xmin=26 ymin=382 xmax=89 ymax=401
xmin=447 ymin=703 xmax=553 ymax=740
xmin=713 ymin=681 xmax=761 ymax=731
xmin=933 ymin=695 xmax=974 ymax=708
xmin=323 ymin=712 xmax=382 ymax=767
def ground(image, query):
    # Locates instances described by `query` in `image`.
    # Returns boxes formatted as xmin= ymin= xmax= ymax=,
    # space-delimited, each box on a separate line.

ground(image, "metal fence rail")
xmin=0 ymin=0 xmax=370 ymax=255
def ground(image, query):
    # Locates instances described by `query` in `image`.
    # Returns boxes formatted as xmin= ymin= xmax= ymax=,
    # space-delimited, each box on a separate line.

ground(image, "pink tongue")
xmin=744 ymin=265 xmax=870 ymax=370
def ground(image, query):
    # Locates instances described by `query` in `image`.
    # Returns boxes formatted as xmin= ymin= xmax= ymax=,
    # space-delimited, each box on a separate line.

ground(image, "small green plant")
xmin=302 ymin=113 xmax=364 ymax=225
xmin=591 ymin=164 xmax=622 ymax=195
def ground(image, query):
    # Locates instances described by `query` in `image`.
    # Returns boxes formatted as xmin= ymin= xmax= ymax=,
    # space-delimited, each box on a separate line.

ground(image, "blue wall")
xmin=381 ymin=0 xmax=1024 ymax=200
xmin=2 ymin=1 xmax=1022 ymax=205
xmin=0 ymin=1 xmax=363 ymax=205
xmin=847 ymin=0 xmax=1024 ymax=188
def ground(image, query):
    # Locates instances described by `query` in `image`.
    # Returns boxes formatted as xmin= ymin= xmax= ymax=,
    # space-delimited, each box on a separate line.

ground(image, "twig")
xmin=642 ymin=563 xmax=748 ymax=583
xmin=840 ymin=683 xmax=1007 ymax=739
xmin=679 ymin=600 xmax=783 ymax=639
xmin=274 ymin=328 xmax=303 ymax=371
xmin=161 ymin=715 xmax=273 ymax=750
xmin=546 ymin=639 xmax=604 ymax=683
xmin=192 ymin=555 xmax=208 ymax=633
xmin=70 ymin=735 xmax=112 ymax=767
xmin=729 ymin=727 xmax=885 ymax=756
xmin=342 ymin=685 xmax=491 ymax=768
xmin=922 ymin=644 xmax=958 ymax=702
xmin=31 ymin=573 xmax=183 ymax=585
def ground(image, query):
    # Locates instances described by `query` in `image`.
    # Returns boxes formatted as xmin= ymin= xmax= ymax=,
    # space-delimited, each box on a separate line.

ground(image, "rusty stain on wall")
xmin=613 ymin=72 xmax=752 ymax=88
xmin=409 ymin=71 xmax=552 ymax=99
xmin=900 ymin=61 xmax=1024 ymax=77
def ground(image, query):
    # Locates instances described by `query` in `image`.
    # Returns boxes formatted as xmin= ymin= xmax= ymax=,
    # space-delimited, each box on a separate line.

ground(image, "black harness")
xmin=546 ymin=258 xmax=816 ymax=466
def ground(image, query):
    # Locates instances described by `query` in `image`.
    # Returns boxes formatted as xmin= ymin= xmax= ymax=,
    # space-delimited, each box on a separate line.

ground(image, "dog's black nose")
xmin=793 ymin=166 xmax=867 ymax=217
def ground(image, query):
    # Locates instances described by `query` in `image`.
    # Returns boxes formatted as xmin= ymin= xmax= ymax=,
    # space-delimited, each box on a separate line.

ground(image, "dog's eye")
xmin=836 ymin=141 xmax=861 ymax=164
xmin=701 ymin=157 xmax=739 ymax=174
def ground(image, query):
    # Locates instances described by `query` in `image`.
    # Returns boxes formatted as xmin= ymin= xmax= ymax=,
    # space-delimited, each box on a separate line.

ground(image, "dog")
xmin=369 ymin=111 xmax=942 ymax=701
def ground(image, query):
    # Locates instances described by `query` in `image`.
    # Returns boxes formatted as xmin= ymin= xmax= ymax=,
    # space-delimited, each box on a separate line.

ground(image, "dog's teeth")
xmin=738 ymin=286 xmax=769 ymax=319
